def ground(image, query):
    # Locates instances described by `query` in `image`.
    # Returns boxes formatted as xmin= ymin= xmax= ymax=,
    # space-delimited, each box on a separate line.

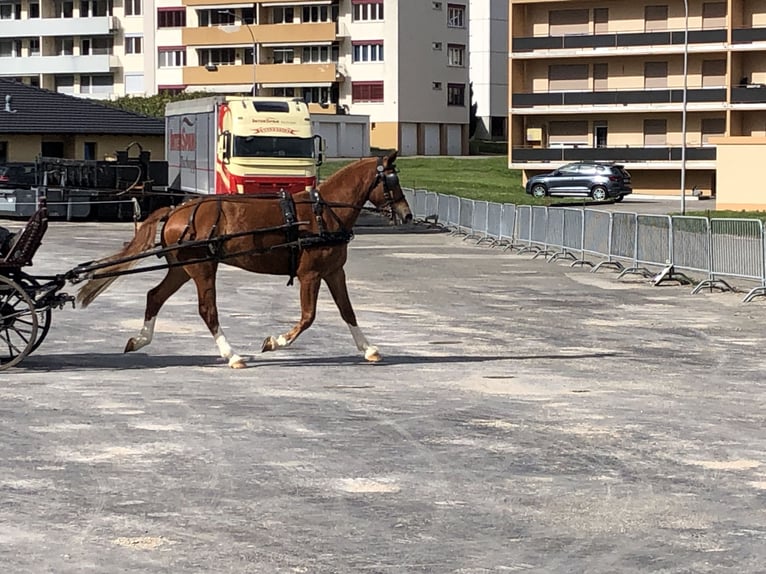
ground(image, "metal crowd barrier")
xmin=404 ymin=189 xmax=766 ymax=303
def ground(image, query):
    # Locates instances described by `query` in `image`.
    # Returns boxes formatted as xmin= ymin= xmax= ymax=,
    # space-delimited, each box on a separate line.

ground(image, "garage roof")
xmin=0 ymin=79 xmax=164 ymax=135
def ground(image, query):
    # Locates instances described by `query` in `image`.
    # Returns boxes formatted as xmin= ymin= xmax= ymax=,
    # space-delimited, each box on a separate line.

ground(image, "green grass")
xmin=320 ymin=156 xmax=605 ymax=206
xmin=322 ymin=157 xmax=766 ymax=217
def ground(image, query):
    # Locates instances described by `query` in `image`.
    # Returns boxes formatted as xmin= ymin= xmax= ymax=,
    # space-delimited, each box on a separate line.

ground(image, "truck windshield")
xmin=233 ymin=136 xmax=314 ymax=159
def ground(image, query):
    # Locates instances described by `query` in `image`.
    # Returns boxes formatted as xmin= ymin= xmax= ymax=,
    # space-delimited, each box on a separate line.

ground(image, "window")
xmin=702 ymin=59 xmax=726 ymax=87
xmin=644 ymin=61 xmax=668 ymax=89
xmin=548 ymin=121 xmax=588 ymax=146
xmin=447 ymin=44 xmax=465 ymax=67
xmin=0 ymin=39 xmax=21 ymax=57
xmin=55 ymin=37 xmax=74 ymax=56
xmin=159 ymin=86 xmax=186 ymax=95
xmin=645 ymin=5 xmax=668 ymax=32
xmin=272 ymin=48 xmax=294 ymax=64
xmin=0 ymin=2 xmax=20 ymax=19
xmin=199 ymin=48 xmax=236 ymax=66
xmin=594 ymin=8 xmax=608 ymax=33
xmin=302 ymin=44 xmax=338 ymax=63
xmin=81 ymin=37 xmax=112 ymax=55
xmin=84 ymin=142 xmax=97 ymax=161
xmin=80 ymin=74 xmax=113 ymax=94
xmin=302 ymin=86 xmax=332 ymax=105
xmin=702 ymin=2 xmax=726 ymax=29
xmin=54 ymin=0 xmax=73 ymax=18
xmin=549 ymin=64 xmax=588 ymax=91
xmin=124 ymin=73 xmax=144 ymax=94
xmin=29 ymin=38 xmax=40 ymax=56
xmin=29 ymin=1 xmax=39 ymax=17
xmin=643 ymin=119 xmax=667 ymax=146
xmin=352 ymin=41 xmax=383 ymax=63
xmin=55 ymin=75 xmax=74 ymax=94
xmin=272 ymin=6 xmax=294 ymax=23
xmin=432 ymin=81 xmax=442 ymax=90
xmin=352 ymin=0 xmax=383 ymax=22
xmin=158 ymin=8 xmax=185 ymax=28
xmin=549 ymin=9 xmax=588 ymax=35
xmin=124 ymin=0 xmax=140 ymax=16
xmin=701 ymin=118 xmax=725 ymax=144
xmin=352 ymin=81 xmax=384 ymax=102
xmin=199 ymin=9 xmax=234 ymax=27
xmin=158 ymin=48 xmax=186 ymax=68
xmin=274 ymin=87 xmax=295 ymax=98
xmin=125 ymin=35 xmax=142 ymax=55
xmin=447 ymin=4 xmax=464 ymax=28
xmin=447 ymin=83 xmax=465 ymax=106
xmin=0 ymin=141 xmax=6 ymax=163
xmin=80 ymin=0 xmax=110 ymax=17
xmin=302 ymin=5 xmax=333 ymax=23
xmin=593 ymin=63 xmax=608 ymax=91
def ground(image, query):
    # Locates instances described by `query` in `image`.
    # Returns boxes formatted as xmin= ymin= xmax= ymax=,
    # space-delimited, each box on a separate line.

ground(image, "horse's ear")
xmin=384 ymin=150 xmax=399 ymax=167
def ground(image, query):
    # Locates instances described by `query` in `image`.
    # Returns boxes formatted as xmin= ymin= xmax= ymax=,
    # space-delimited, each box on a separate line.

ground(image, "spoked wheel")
xmin=0 ymin=276 xmax=38 ymax=370
xmin=16 ymin=275 xmax=52 ymax=353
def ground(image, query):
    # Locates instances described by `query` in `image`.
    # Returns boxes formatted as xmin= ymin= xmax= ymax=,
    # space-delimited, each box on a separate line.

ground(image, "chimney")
xmin=4 ymin=95 xmax=16 ymax=114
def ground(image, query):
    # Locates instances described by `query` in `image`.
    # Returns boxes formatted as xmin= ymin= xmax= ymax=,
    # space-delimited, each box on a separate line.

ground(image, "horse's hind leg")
xmin=323 ymin=267 xmax=381 ymax=362
xmin=125 ymin=266 xmax=190 ymax=353
xmin=262 ymin=272 xmax=321 ymax=353
xmin=188 ymin=263 xmax=246 ymax=369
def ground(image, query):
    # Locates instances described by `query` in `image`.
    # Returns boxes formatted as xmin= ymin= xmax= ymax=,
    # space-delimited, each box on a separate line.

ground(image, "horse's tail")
xmin=77 ymin=207 xmax=173 ymax=308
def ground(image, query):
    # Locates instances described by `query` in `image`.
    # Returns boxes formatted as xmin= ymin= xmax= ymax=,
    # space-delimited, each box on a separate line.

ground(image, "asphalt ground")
xmin=1 ymin=214 xmax=766 ymax=573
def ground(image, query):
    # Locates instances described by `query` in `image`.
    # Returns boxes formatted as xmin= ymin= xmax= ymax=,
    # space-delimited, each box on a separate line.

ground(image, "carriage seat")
xmin=0 ymin=204 xmax=48 ymax=267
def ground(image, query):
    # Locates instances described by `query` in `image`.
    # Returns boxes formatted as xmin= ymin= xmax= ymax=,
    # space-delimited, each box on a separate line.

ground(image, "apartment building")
xmin=470 ymin=0 xmax=509 ymax=140
xmin=0 ymin=0 xmax=470 ymax=155
xmin=508 ymin=0 xmax=766 ymax=196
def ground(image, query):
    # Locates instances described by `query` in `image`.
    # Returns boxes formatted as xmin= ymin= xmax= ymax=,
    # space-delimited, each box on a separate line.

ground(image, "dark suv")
xmin=0 ymin=163 xmax=37 ymax=189
xmin=525 ymin=162 xmax=632 ymax=202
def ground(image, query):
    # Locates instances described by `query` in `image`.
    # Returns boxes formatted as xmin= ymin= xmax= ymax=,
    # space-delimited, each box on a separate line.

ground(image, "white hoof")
xmin=364 ymin=346 xmax=382 ymax=362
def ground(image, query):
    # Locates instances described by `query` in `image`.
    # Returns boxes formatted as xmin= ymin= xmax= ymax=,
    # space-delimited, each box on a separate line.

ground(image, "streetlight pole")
xmin=219 ymin=10 xmax=257 ymax=96
xmin=680 ymin=0 xmax=689 ymax=215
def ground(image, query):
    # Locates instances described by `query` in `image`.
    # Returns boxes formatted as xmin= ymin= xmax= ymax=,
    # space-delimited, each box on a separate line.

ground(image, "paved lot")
xmin=2 ymin=216 xmax=766 ymax=573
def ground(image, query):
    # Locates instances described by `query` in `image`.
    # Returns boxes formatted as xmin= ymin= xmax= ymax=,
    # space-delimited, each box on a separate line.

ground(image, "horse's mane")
xmin=319 ymin=156 xmax=376 ymax=190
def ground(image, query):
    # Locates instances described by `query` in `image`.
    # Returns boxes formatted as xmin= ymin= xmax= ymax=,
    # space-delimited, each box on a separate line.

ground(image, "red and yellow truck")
xmin=165 ymin=96 xmax=324 ymax=196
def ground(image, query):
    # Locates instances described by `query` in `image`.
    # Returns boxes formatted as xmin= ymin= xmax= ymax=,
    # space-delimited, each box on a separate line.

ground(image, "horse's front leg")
xmin=190 ymin=263 xmax=247 ymax=369
xmin=261 ymin=273 xmax=321 ymax=353
xmin=322 ymin=267 xmax=381 ymax=362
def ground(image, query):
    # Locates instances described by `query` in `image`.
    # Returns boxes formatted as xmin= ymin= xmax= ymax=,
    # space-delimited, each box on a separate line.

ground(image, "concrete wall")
xmin=2 ymin=134 xmax=165 ymax=162
xmin=711 ymin=137 xmax=766 ymax=210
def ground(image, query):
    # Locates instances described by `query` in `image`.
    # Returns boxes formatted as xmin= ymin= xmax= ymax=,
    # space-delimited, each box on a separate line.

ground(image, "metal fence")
xmin=402 ymin=188 xmax=766 ymax=303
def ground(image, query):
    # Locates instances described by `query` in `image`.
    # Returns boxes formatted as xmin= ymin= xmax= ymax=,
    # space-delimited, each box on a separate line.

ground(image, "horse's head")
xmin=367 ymin=151 xmax=413 ymax=224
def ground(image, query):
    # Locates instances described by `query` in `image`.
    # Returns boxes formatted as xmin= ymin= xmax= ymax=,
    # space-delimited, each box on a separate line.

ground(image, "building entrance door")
xmin=594 ymin=124 xmax=608 ymax=148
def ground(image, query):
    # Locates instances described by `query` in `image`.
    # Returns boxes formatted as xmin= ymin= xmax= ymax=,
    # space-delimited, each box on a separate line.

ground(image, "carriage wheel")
xmin=0 ymin=276 xmax=38 ymax=370
xmin=15 ymin=274 xmax=52 ymax=353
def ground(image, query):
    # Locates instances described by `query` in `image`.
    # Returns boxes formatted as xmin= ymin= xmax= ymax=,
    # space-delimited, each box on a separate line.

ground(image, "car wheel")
xmin=531 ymin=184 xmax=547 ymax=199
xmin=614 ymin=195 xmax=624 ymax=203
xmin=591 ymin=186 xmax=608 ymax=202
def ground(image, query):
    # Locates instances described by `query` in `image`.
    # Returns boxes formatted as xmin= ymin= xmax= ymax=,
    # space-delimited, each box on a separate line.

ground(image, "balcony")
xmin=512 ymin=28 xmax=726 ymax=54
xmin=732 ymin=27 xmax=766 ymax=44
xmin=731 ymin=85 xmax=766 ymax=103
xmin=0 ymin=54 xmax=114 ymax=76
xmin=184 ymin=62 xmax=340 ymax=87
xmin=0 ymin=16 xmax=115 ymax=38
xmin=183 ymin=22 xmax=336 ymax=47
xmin=511 ymin=146 xmax=716 ymax=163
xmin=512 ymin=88 xmax=726 ymax=108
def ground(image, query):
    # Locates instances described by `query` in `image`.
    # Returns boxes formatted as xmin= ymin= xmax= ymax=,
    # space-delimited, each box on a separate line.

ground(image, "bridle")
xmin=368 ymin=157 xmax=402 ymax=222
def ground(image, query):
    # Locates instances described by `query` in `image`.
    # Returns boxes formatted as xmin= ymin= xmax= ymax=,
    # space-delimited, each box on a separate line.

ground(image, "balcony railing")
xmin=732 ymin=27 xmax=766 ymax=43
xmin=511 ymin=147 xmax=717 ymax=163
xmin=512 ymin=28 xmax=726 ymax=52
xmin=512 ymin=88 xmax=726 ymax=107
xmin=731 ymin=85 xmax=766 ymax=103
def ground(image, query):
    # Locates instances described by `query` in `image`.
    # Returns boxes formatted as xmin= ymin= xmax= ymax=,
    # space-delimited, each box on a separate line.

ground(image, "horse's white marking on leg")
xmin=215 ymin=328 xmax=245 ymax=368
xmin=276 ymin=335 xmax=290 ymax=348
xmin=348 ymin=325 xmax=381 ymax=361
xmin=128 ymin=317 xmax=156 ymax=351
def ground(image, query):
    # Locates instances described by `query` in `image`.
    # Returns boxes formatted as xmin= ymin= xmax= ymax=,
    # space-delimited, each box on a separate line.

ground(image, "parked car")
xmin=525 ymin=162 xmax=632 ymax=202
xmin=0 ymin=163 xmax=37 ymax=189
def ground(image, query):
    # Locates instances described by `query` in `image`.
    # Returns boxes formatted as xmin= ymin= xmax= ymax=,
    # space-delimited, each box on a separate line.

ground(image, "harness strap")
xmin=280 ymin=190 xmax=299 ymax=286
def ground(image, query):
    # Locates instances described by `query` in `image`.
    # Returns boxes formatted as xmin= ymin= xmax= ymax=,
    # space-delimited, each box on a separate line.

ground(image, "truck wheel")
xmin=531 ymin=184 xmax=547 ymax=199
xmin=591 ymin=186 xmax=608 ymax=202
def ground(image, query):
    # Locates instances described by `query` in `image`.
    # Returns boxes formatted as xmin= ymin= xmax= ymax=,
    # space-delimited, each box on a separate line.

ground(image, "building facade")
xmin=470 ymin=0 xmax=509 ymax=140
xmin=0 ymin=0 xmax=470 ymax=155
xmin=508 ymin=0 xmax=766 ymax=197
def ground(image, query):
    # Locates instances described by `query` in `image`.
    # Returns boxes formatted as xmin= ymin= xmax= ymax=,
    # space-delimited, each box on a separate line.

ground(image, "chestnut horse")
xmin=76 ymin=152 xmax=412 ymax=368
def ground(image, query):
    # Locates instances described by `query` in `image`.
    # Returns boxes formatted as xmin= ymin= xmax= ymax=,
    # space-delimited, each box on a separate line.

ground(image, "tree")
xmin=103 ymin=92 xmax=214 ymax=118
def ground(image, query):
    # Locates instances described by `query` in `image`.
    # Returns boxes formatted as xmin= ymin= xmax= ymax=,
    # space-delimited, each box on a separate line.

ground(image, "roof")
xmin=0 ymin=79 xmax=164 ymax=136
